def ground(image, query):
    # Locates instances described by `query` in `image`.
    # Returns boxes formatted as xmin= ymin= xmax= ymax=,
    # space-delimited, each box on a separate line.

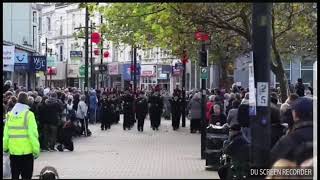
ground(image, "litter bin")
xmin=205 ymin=124 xmax=229 ymax=170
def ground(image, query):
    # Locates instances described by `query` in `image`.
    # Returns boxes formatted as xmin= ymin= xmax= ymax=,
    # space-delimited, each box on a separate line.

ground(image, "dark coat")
xmin=270 ymin=123 xmax=286 ymax=149
xmin=169 ymin=96 xmax=182 ymax=115
xmin=223 ymin=132 xmax=250 ymax=162
xmin=295 ymin=83 xmax=305 ymax=97
xmin=211 ymin=113 xmax=227 ymax=125
xmin=148 ymin=95 xmax=163 ymax=114
xmin=43 ymin=98 xmax=64 ymax=126
xmin=270 ymin=120 xmax=313 ymax=166
xmin=135 ymin=97 xmax=148 ymax=120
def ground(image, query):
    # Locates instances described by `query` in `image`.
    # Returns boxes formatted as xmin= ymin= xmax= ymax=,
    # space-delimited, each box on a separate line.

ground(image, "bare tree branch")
xmin=117 ymin=8 xmax=166 ymax=18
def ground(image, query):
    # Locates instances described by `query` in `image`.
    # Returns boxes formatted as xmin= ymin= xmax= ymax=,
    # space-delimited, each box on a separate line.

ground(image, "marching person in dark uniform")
xmin=135 ymin=91 xmax=148 ymax=132
xmin=109 ymin=92 xmax=117 ymax=125
xmin=122 ymin=89 xmax=134 ymax=130
xmin=114 ymin=91 xmax=121 ymax=124
xmin=100 ymin=92 xmax=111 ymax=131
xmin=148 ymin=87 xmax=163 ymax=131
xmin=170 ymin=90 xmax=182 ymax=130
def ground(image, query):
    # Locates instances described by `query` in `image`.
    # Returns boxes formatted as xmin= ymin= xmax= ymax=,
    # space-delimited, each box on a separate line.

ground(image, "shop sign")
xmin=3 ymin=45 xmax=15 ymax=65
xmin=14 ymin=53 xmax=30 ymax=71
xmin=31 ymin=56 xmax=47 ymax=72
xmin=108 ymin=63 xmax=118 ymax=75
xmin=70 ymin=51 xmax=82 ymax=61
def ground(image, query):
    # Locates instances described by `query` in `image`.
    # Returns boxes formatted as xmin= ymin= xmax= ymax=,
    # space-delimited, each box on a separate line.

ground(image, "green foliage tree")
xmin=82 ymin=3 xmax=316 ymax=101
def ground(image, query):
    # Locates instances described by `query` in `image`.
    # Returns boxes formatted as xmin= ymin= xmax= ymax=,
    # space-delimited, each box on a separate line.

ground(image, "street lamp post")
xmin=84 ymin=6 xmax=89 ymax=91
xmin=251 ymin=3 xmax=272 ymax=170
xmin=200 ymin=42 xmax=207 ymax=159
xmin=100 ymin=15 xmax=104 ymax=89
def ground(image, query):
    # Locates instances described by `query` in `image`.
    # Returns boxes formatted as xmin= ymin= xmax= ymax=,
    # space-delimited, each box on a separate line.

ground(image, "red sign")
xmin=195 ymin=31 xmax=209 ymax=41
xmin=91 ymin=32 xmax=101 ymax=44
xmin=47 ymin=67 xmax=57 ymax=75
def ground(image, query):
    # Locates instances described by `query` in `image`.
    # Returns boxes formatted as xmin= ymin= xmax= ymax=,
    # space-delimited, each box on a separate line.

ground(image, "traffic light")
xmin=199 ymin=50 xmax=207 ymax=67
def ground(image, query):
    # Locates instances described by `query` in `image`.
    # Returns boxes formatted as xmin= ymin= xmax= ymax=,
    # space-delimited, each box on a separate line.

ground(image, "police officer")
xmin=3 ymin=92 xmax=40 ymax=179
xmin=148 ymin=88 xmax=163 ymax=131
xmin=135 ymin=91 xmax=148 ymax=132
xmin=122 ymin=89 xmax=134 ymax=130
xmin=170 ymin=90 xmax=182 ymax=130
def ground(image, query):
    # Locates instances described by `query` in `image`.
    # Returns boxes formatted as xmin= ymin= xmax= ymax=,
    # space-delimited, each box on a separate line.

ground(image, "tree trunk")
xmin=272 ymin=55 xmax=289 ymax=103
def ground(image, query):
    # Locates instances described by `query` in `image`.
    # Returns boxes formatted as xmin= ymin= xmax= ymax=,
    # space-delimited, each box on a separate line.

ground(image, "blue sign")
xmin=122 ymin=64 xmax=140 ymax=81
xmin=14 ymin=53 xmax=30 ymax=71
xmin=31 ymin=56 xmax=47 ymax=72
xmin=70 ymin=51 xmax=83 ymax=57
xmin=162 ymin=65 xmax=172 ymax=74
xmin=14 ymin=53 xmax=28 ymax=64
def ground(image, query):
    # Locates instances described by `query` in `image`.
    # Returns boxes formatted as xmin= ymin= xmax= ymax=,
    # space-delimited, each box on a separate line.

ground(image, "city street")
xmin=33 ymin=117 xmax=219 ymax=179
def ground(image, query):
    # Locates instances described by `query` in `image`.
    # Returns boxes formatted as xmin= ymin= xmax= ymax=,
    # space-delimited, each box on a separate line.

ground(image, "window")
xmin=33 ymin=25 xmax=37 ymax=48
xmin=47 ymin=17 xmax=51 ymax=31
xmin=72 ymin=14 xmax=76 ymax=31
xmin=60 ymin=16 xmax=63 ymax=36
xmin=60 ymin=46 xmax=63 ymax=61
xmin=33 ymin=11 xmax=37 ymax=23
xmin=38 ymin=17 xmax=41 ymax=31
xmin=275 ymin=60 xmax=291 ymax=85
xmin=301 ymin=59 xmax=315 ymax=86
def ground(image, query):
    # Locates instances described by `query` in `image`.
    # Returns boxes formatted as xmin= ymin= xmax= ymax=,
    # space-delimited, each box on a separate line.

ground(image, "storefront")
xmin=170 ymin=65 xmax=182 ymax=93
xmin=157 ymin=65 xmax=171 ymax=91
xmin=108 ymin=63 xmax=121 ymax=89
xmin=122 ymin=63 xmax=140 ymax=90
xmin=3 ymin=44 xmax=38 ymax=90
xmin=140 ymin=64 xmax=157 ymax=91
xmin=67 ymin=64 xmax=80 ymax=88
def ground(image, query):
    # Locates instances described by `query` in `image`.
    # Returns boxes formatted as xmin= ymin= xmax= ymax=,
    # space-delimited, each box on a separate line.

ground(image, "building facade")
xmin=3 ymin=3 xmax=42 ymax=90
xmin=234 ymin=52 xmax=317 ymax=89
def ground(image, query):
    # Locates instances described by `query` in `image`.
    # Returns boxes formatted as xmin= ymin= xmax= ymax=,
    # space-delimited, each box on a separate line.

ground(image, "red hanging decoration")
xmin=91 ymin=32 xmax=101 ymax=44
xmin=103 ymin=51 xmax=110 ymax=58
xmin=94 ymin=49 xmax=100 ymax=56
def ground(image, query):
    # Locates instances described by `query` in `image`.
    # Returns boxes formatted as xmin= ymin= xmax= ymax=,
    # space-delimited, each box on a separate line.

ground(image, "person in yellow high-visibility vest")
xmin=3 ymin=92 xmax=40 ymax=179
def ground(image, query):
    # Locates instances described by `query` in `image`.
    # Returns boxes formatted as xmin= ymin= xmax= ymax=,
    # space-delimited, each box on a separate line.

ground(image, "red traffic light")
xmin=91 ymin=32 xmax=101 ymax=44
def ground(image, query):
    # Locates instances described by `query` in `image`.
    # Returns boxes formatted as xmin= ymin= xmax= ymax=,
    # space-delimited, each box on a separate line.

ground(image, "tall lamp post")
xmin=251 ymin=3 xmax=272 ymax=170
xmin=181 ymin=50 xmax=188 ymax=127
xmin=195 ymin=30 xmax=209 ymax=159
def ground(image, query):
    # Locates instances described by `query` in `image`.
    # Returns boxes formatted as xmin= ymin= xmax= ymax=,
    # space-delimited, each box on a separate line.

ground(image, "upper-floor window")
xmin=38 ymin=17 xmax=41 ymax=31
xmin=60 ymin=16 xmax=63 ymax=36
xmin=72 ymin=14 xmax=76 ymax=31
xmin=47 ymin=17 xmax=51 ymax=32
xmin=33 ymin=11 xmax=37 ymax=23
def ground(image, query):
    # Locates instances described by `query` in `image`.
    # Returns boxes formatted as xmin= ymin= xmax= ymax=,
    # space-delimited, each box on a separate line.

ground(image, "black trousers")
xmin=172 ymin=111 xmax=181 ymax=128
xmin=137 ymin=116 xmax=145 ymax=131
xmin=150 ymin=112 xmax=161 ymax=128
xmin=79 ymin=118 xmax=88 ymax=134
xmin=42 ymin=124 xmax=57 ymax=149
xmin=10 ymin=154 xmax=34 ymax=179
xmin=190 ymin=119 xmax=201 ymax=131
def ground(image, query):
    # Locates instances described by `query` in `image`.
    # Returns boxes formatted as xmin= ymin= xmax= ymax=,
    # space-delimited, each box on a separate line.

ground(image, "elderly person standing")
xmin=76 ymin=95 xmax=89 ymax=136
xmin=187 ymin=92 xmax=202 ymax=133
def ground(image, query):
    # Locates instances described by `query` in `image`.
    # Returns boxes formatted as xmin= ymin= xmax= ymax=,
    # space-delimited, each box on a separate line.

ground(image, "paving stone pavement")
xmin=33 ymin=116 xmax=219 ymax=179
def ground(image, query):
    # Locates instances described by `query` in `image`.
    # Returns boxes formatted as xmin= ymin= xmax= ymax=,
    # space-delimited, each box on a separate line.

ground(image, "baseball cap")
xmin=291 ymin=97 xmax=313 ymax=114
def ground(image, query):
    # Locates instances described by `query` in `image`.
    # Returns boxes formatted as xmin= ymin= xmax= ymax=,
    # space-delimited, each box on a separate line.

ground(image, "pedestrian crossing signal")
xmin=199 ymin=50 xmax=207 ymax=67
